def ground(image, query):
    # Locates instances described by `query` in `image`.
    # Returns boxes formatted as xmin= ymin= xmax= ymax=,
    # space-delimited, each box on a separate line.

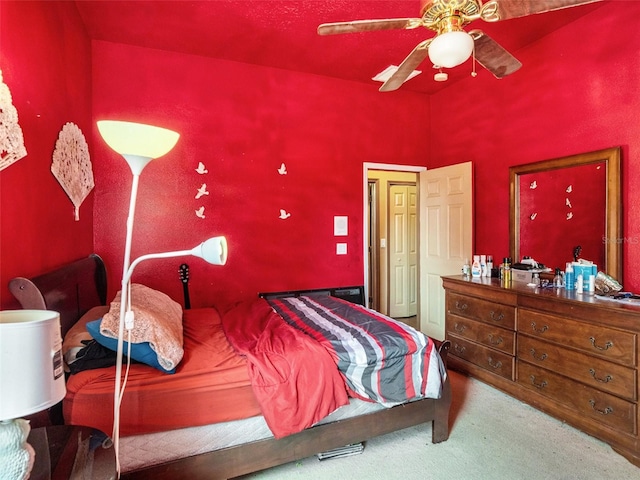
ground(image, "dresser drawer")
xmin=448 ymin=334 xmax=514 ymax=380
xmin=518 ymin=335 xmax=637 ymax=400
xmin=517 ymin=308 xmax=636 ymax=367
xmin=447 ymin=292 xmax=516 ymax=329
xmin=517 ymin=361 xmax=637 ymax=435
xmin=447 ymin=316 xmax=515 ymax=355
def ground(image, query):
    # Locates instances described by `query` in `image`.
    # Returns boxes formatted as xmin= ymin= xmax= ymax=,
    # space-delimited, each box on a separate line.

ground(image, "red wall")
xmin=429 ymin=1 xmax=640 ymax=292
xmin=0 ymin=1 xmax=93 ymax=309
xmin=3 ymin=1 xmax=638 ymax=311
xmin=91 ymin=42 xmax=431 ymax=310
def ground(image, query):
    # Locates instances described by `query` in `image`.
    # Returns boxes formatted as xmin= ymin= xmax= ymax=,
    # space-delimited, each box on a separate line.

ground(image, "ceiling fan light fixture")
xmin=428 ymin=30 xmax=474 ymax=69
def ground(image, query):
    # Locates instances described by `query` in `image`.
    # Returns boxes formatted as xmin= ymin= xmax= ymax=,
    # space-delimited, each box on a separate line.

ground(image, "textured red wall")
xmin=429 ymin=1 xmax=640 ymax=291
xmin=91 ymin=42 xmax=431 ymax=310
xmin=0 ymin=1 xmax=93 ymax=309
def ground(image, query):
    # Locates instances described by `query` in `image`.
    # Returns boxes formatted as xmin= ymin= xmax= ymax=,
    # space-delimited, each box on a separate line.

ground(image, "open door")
xmin=419 ymin=162 xmax=473 ymax=340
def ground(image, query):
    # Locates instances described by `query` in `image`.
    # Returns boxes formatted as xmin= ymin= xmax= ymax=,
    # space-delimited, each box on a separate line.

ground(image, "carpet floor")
xmin=238 ymin=370 xmax=640 ymax=479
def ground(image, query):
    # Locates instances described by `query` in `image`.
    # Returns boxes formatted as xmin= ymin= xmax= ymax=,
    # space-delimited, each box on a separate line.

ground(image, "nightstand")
xmin=27 ymin=425 xmax=116 ymax=480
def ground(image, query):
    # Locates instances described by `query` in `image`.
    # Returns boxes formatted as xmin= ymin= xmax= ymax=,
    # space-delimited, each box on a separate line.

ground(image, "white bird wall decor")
xmin=279 ymin=209 xmax=291 ymax=219
xmin=195 ymin=183 xmax=209 ymax=199
xmin=195 ymin=162 xmax=208 ymax=174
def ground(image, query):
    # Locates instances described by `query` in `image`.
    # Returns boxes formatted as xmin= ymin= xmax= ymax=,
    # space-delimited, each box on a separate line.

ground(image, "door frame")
xmin=363 ymin=163 xmax=426 ymax=311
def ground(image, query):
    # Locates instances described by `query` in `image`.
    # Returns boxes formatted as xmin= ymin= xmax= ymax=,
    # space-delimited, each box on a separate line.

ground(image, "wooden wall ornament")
xmin=0 ymin=69 xmax=28 ymax=171
xmin=51 ymin=122 xmax=94 ymax=221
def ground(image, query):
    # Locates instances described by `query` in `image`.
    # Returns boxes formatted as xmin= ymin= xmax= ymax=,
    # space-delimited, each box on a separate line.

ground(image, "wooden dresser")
xmin=442 ymin=275 xmax=640 ymax=467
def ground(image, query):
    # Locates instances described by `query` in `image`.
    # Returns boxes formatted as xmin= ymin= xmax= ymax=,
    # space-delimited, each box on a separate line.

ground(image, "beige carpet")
xmin=239 ymin=370 xmax=639 ymax=480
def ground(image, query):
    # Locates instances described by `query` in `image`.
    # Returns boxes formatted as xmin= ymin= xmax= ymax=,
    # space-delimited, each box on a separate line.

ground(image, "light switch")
xmin=380 ymin=238 xmax=386 ymax=248
xmin=336 ymin=243 xmax=347 ymax=255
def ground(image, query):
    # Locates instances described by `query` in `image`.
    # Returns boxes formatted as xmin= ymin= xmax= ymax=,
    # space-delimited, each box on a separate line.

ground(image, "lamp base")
xmin=0 ymin=419 xmax=38 ymax=479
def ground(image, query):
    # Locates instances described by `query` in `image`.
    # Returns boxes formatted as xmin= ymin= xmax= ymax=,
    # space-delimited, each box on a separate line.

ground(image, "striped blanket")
xmin=266 ymin=295 xmax=446 ymax=406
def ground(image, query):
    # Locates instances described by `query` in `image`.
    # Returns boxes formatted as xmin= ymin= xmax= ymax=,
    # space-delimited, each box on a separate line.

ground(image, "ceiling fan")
xmin=318 ymin=0 xmax=602 ymax=91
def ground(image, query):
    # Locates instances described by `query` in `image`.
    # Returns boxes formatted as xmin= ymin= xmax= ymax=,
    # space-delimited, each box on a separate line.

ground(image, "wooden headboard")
xmin=9 ymin=254 xmax=107 ymax=337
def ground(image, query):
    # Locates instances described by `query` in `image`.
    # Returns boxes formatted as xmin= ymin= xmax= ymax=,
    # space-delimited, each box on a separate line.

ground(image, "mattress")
xmin=63 ymin=307 xmax=262 ymax=436
xmin=119 ymin=397 xmax=385 ymax=473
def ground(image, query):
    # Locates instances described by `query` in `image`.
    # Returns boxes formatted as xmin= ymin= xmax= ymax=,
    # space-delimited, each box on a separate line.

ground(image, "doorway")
xmin=365 ymin=166 xmax=422 ymax=327
xmin=363 ymin=161 xmax=473 ymax=339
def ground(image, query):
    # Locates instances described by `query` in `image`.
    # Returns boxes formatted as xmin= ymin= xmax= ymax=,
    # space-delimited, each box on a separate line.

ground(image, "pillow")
xmin=98 ymin=284 xmax=184 ymax=372
xmin=86 ymin=319 xmax=175 ymax=374
xmin=62 ymin=306 xmax=110 ymax=370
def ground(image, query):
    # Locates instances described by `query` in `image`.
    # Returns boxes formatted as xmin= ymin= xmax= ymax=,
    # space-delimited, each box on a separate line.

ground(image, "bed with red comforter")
xmin=9 ymin=254 xmax=451 ymax=479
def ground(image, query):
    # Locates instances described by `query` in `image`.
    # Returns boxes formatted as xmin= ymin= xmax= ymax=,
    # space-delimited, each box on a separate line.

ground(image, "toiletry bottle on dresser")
xmin=480 ymin=255 xmax=487 ymax=277
xmin=554 ymin=268 xmax=563 ymax=288
xmin=505 ymin=258 xmax=512 ymax=283
xmin=471 ymin=255 xmax=482 ymax=277
xmin=565 ymin=263 xmax=575 ymax=290
xmin=462 ymin=259 xmax=471 ymax=277
xmin=487 ymin=256 xmax=493 ymax=277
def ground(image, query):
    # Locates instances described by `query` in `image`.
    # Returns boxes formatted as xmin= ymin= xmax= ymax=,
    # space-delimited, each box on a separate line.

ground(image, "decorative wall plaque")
xmin=0 ymin=69 xmax=28 ymax=171
xmin=51 ymin=122 xmax=94 ymax=220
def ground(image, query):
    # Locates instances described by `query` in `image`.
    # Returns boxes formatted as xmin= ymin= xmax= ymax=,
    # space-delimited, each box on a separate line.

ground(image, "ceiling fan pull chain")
xmin=471 ymin=43 xmax=477 ymax=77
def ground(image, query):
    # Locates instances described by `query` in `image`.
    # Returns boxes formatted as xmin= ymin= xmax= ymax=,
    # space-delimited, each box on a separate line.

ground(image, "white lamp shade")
xmin=0 ymin=310 xmax=66 ymax=420
xmin=192 ymin=236 xmax=228 ymax=265
xmin=97 ymin=120 xmax=180 ymax=174
xmin=428 ymin=31 xmax=474 ymax=68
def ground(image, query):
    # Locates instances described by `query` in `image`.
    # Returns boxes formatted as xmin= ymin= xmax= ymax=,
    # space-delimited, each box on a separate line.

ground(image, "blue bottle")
xmin=564 ymin=263 xmax=575 ymax=290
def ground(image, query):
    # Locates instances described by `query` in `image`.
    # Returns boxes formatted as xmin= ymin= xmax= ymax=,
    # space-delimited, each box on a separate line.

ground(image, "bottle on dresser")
xmin=471 ymin=255 xmax=482 ymax=277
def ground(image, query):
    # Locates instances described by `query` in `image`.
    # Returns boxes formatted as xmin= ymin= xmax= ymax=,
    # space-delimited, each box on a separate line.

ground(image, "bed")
xmin=9 ymin=254 xmax=452 ymax=480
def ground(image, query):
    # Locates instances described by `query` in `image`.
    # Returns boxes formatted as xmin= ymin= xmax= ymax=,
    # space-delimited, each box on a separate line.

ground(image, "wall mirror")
xmin=509 ymin=147 xmax=621 ymax=280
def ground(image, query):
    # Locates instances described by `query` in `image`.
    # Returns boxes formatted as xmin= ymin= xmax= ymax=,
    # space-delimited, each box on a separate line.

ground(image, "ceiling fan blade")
xmin=471 ymin=31 xmax=522 ymax=79
xmin=379 ymin=39 xmax=432 ymax=92
xmin=487 ymin=0 xmax=603 ymax=21
xmin=318 ymin=18 xmax=422 ymax=36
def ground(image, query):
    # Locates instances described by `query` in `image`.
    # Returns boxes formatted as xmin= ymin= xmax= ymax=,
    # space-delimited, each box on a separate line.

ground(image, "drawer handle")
xmin=529 ymin=375 xmax=547 ymax=389
xmin=455 ymin=301 xmax=468 ymax=312
xmin=487 ymin=357 xmax=502 ymax=369
xmin=589 ymin=369 xmax=613 ymax=384
xmin=589 ymin=337 xmax=613 ymax=351
xmin=530 ymin=322 xmax=549 ymax=334
xmin=454 ymin=323 xmax=466 ymax=333
xmin=529 ymin=348 xmax=548 ymax=361
xmin=487 ymin=334 xmax=503 ymax=346
xmin=489 ymin=311 xmax=504 ymax=322
xmin=589 ymin=399 xmax=613 ymax=416
xmin=454 ymin=344 xmax=466 ymax=355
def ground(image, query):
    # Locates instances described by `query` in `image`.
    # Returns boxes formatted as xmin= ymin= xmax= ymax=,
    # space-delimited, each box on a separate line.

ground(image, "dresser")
xmin=442 ymin=275 xmax=640 ymax=467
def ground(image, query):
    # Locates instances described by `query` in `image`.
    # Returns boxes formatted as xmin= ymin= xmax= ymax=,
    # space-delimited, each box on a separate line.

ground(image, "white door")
xmin=419 ymin=162 xmax=473 ymax=340
xmin=389 ymin=184 xmax=418 ymax=318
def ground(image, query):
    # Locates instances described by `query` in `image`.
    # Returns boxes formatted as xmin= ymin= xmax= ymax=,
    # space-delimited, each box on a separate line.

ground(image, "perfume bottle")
xmin=554 ymin=268 xmax=564 ymax=288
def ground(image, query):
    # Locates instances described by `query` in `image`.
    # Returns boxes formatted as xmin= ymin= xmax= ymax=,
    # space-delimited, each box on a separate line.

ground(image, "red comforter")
xmin=222 ymin=298 xmax=349 ymax=438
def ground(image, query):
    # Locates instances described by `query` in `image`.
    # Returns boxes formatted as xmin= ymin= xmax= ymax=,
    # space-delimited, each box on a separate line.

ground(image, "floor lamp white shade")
xmin=97 ymin=120 xmax=180 ymax=174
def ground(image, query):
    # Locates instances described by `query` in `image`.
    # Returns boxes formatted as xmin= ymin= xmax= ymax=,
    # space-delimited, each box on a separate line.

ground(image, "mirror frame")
xmin=509 ymin=147 xmax=622 ymax=280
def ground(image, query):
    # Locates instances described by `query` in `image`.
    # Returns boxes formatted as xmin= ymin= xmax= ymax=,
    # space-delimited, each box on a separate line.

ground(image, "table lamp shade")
xmin=0 ymin=310 xmax=66 ymax=421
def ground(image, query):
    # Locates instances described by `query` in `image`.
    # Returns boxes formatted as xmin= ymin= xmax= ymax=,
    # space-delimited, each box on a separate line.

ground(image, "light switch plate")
xmin=334 ymin=216 xmax=348 ymax=236
xmin=336 ymin=243 xmax=347 ymax=255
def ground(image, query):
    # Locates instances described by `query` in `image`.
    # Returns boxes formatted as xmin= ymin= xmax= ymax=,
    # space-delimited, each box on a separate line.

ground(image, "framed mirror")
xmin=509 ymin=147 xmax=621 ymax=280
